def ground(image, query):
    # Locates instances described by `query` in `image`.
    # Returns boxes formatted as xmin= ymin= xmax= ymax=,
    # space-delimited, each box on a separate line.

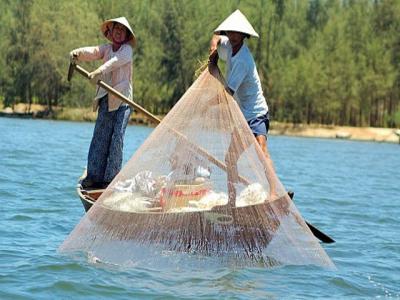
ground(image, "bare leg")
xmin=225 ymin=128 xmax=243 ymax=207
xmin=255 ymin=135 xmax=279 ymax=200
xmin=225 ymin=145 xmax=239 ymax=206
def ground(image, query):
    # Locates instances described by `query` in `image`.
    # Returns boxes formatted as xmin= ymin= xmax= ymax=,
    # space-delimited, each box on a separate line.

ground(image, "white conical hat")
xmin=214 ymin=9 xmax=259 ymax=38
xmin=101 ymin=17 xmax=136 ymax=48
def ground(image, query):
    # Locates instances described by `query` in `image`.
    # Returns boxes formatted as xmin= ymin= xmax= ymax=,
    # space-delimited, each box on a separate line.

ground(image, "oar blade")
xmin=306 ymin=221 xmax=335 ymax=243
xmin=288 ymin=191 xmax=335 ymax=244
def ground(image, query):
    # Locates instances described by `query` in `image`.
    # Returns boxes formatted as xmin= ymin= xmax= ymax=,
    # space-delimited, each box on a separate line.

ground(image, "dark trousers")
xmin=86 ymin=95 xmax=132 ymax=183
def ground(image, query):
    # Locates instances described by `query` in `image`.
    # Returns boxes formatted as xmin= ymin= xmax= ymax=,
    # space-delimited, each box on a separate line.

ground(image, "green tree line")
xmin=0 ymin=0 xmax=399 ymax=127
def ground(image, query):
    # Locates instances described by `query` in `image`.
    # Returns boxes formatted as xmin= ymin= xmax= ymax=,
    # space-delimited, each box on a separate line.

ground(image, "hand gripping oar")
xmin=288 ymin=191 xmax=335 ymax=244
xmin=68 ymin=63 xmax=160 ymax=124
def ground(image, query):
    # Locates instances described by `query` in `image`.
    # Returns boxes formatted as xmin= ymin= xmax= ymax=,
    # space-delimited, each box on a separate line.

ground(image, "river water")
xmin=0 ymin=117 xmax=399 ymax=299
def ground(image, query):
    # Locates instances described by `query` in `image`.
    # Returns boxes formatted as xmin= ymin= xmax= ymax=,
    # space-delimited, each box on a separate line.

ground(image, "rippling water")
xmin=1 ymin=117 xmax=399 ymax=299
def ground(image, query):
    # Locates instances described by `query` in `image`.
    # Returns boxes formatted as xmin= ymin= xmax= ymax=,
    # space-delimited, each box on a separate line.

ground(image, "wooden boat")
xmin=77 ymin=175 xmax=334 ymax=245
xmin=77 ymin=183 xmax=290 ymax=260
xmin=77 ymin=185 xmax=103 ymax=212
xmin=76 ymin=170 xmax=105 ymax=212
xmin=77 ymin=175 xmax=105 ymax=212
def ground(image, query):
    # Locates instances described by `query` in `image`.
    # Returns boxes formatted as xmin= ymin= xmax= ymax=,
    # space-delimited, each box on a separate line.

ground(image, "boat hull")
xmin=77 ymin=182 xmax=292 ymax=259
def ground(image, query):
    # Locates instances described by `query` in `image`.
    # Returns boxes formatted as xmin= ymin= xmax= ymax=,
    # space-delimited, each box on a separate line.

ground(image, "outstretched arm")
xmin=69 ymin=46 xmax=104 ymax=62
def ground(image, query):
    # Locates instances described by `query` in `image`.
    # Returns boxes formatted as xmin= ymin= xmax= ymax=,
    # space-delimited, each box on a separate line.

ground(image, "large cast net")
xmin=60 ymin=65 xmax=334 ymax=268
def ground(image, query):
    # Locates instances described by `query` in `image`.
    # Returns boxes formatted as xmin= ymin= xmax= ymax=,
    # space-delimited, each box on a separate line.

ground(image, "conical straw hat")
xmin=101 ymin=17 xmax=136 ymax=48
xmin=214 ymin=9 xmax=259 ymax=38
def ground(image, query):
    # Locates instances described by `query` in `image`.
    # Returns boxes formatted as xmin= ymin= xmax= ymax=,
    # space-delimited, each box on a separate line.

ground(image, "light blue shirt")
xmin=218 ymin=36 xmax=268 ymax=121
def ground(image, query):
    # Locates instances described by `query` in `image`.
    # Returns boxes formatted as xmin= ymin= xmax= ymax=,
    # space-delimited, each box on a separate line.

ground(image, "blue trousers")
xmin=86 ymin=95 xmax=132 ymax=183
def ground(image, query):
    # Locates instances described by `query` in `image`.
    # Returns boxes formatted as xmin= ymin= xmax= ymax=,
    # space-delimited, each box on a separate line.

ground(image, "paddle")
xmin=287 ymin=191 xmax=335 ymax=244
xmin=68 ymin=62 xmax=161 ymax=124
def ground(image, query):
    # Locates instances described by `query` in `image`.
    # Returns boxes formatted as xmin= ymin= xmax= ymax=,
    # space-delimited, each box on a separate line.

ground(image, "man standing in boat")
xmin=209 ymin=10 xmax=279 ymax=200
xmin=70 ymin=17 xmax=135 ymax=189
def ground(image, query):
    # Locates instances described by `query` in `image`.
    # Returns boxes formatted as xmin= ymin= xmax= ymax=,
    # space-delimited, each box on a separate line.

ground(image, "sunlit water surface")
xmin=0 ymin=117 xmax=399 ymax=299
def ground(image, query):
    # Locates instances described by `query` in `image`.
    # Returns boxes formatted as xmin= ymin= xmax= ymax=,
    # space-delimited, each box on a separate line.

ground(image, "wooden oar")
xmin=288 ymin=191 xmax=335 ymax=244
xmin=68 ymin=63 xmax=161 ymax=124
xmin=305 ymin=221 xmax=335 ymax=244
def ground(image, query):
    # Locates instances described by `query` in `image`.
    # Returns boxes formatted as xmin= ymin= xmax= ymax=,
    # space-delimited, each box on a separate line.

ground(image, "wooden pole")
xmin=73 ymin=64 xmax=161 ymax=124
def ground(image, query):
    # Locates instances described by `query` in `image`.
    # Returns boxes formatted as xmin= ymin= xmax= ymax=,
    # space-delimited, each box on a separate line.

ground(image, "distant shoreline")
xmin=1 ymin=105 xmax=399 ymax=144
xmin=270 ymin=122 xmax=400 ymax=144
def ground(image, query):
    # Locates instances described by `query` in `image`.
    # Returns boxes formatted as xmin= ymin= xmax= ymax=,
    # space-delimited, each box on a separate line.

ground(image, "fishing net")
xmin=60 ymin=65 xmax=334 ymax=268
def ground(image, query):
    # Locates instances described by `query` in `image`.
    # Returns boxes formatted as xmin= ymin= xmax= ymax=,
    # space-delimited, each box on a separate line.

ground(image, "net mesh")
xmin=60 ymin=65 xmax=334 ymax=268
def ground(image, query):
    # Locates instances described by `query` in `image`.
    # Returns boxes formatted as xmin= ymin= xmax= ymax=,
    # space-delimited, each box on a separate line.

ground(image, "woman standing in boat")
xmin=209 ymin=10 xmax=279 ymax=200
xmin=70 ymin=17 xmax=135 ymax=189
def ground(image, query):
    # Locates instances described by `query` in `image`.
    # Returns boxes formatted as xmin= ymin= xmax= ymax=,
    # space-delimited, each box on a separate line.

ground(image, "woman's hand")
xmin=88 ymin=69 xmax=102 ymax=85
xmin=209 ymin=35 xmax=221 ymax=65
xmin=69 ymin=50 xmax=79 ymax=64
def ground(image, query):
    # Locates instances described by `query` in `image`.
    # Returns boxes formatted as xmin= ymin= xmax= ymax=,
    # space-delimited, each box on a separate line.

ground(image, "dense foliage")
xmin=0 ymin=0 xmax=399 ymax=127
